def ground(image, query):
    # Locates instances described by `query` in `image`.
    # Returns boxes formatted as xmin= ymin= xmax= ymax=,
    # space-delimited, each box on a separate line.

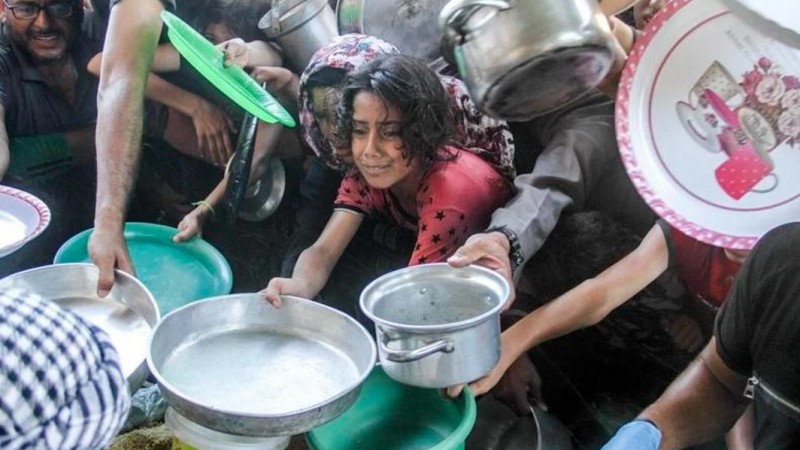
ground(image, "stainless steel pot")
xmin=147 ymin=294 xmax=376 ymax=437
xmin=259 ymin=0 xmax=338 ymax=73
xmin=0 ymin=263 xmax=160 ymax=393
xmin=439 ymin=0 xmax=617 ymax=120
xmin=336 ymin=0 xmax=452 ymax=67
xmin=360 ymin=264 xmax=510 ymax=388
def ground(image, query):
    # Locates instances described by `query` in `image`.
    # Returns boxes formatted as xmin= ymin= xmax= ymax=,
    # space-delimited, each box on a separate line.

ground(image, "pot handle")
xmin=438 ymin=0 xmax=510 ymax=34
xmin=381 ymin=336 xmax=455 ymax=363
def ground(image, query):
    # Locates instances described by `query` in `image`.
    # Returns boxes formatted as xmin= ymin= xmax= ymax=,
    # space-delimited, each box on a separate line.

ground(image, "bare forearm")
xmin=642 ymin=342 xmax=748 ymax=450
xmin=95 ymin=0 xmax=163 ymax=228
xmin=95 ymin=78 xmax=144 ymax=226
xmin=145 ymin=73 xmax=201 ymax=116
xmin=291 ymin=246 xmax=338 ymax=298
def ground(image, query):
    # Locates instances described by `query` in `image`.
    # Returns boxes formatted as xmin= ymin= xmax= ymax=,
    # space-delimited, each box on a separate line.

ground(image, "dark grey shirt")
xmin=492 ymin=92 xmax=657 ymax=279
xmin=0 ymin=35 xmax=101 ymax=137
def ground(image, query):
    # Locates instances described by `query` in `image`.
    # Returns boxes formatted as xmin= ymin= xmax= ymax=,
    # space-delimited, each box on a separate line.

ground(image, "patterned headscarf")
xmin=298 ymin=33 xmax=516 ymax=179
xmin=0 ymin=288 xmax=130 ymax=450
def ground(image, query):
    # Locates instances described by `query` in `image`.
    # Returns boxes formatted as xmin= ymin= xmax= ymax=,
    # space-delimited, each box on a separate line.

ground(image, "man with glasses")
xmin=0 ymin=0 xmax=103 ymax=275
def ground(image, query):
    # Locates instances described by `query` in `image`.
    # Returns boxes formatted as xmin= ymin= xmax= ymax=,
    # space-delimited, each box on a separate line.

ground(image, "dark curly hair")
xmin=335 ymin=54 xmax=455 ymax=170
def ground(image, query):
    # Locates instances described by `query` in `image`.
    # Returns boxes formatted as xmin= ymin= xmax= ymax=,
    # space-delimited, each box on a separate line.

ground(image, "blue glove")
xmin=601 ymin=419 xmax=662 ymax=450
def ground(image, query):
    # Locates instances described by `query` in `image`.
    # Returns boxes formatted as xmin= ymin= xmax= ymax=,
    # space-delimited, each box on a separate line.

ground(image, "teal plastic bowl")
xmin=54 ymin=222 xmax=233 ymax=316
xmin=307 ymin=366 xmax=476 ymax=450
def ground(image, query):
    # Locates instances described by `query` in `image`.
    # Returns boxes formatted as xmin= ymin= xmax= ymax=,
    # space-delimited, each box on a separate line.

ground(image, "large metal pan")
xmin=147 ymin=294 xmax=376 ymax=437
xmin=0 ymin=263 xmax=160 ymax=392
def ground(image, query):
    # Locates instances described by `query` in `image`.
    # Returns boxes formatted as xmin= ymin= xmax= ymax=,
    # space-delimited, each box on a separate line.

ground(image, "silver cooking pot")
xmin=439 ymin=0 xmax=616 ymax=120
xmin=259 ymin=0 xmax=338 ymax=73
xmin=360 ymin=264 xmax=510 ymax=388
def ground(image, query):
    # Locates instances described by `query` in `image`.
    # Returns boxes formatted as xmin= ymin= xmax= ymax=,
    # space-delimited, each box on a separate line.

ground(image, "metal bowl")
xmin=238 ymin=157 xmax=286 ymax=222
xmin=0 ymin=263 xmax=160 ymax=392
xmin=147 ymin=294 xmax=377 ymax=437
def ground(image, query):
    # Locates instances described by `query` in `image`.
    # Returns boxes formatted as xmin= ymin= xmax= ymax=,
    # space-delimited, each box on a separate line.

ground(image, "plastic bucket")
xmin=307 ymin=366 xmax=476 ymax=450
xmin=166 ymin=408 xmax=290 ymax=450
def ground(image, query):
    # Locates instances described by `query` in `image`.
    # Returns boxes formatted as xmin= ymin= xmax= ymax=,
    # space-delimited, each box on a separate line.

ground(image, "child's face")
xmin=205 ymin=23 xmax=235 ymax=44
xmin=350 ymin=91 xmax=419 ymax=190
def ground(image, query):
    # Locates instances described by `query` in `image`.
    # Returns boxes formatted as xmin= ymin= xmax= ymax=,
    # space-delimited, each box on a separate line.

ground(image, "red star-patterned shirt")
xmin=334 ymin=148 xmax=513 ymax=265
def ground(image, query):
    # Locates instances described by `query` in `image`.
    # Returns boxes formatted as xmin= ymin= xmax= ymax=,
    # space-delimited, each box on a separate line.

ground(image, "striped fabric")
xmin=0 ymin=287 xmax=130 ymax=449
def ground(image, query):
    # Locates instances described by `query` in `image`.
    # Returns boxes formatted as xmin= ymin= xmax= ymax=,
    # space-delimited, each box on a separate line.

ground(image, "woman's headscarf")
xmin=298 ymin=33 xmax=516 ymax=180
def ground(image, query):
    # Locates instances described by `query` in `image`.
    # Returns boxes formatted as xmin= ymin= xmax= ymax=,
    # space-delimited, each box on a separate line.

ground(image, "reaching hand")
xmin=491 ymin=352 xmax=547 ymax=415
xmin=191 ymin=99 xmax=234 ymax=167
xmin=172 ymin=206 xmax=212 ymax=243
xmin=88 ymin=225 xmax=135 ymax=297
xmin=260 ymin=277 xmax=315 ymax=308
xmin=447 ymin=231 xmax=515 ymax=308
xmin=250 ymin=66 xmax=300 ymax=102
xmin=219 ymin=38 xmax=251 ymax=68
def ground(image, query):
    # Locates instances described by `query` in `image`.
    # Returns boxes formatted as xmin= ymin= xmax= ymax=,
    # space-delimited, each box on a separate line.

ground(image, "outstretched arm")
xmin=639 ymin=338 xmax=748 ymax=450
xmin=451 ymin=223 xmax=669 ymax=397
xmin=90 ymin=0 xmax=164 ymax=295
xmin=261 ymin=209 xmax=363 ymax=306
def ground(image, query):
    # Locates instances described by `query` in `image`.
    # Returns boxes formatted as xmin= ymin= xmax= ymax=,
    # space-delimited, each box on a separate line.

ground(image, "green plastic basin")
xmin=307 ymin=366 xmax=476 ymax=450
xmin=53 ymin=222 xmax=233 ymax=316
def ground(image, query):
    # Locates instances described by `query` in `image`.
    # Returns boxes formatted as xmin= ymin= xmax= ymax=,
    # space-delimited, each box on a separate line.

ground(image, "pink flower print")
xmin=783 ymin=75 xmax=800 ymax=91
xmin=756 ymin=75 xmax=786 ymax=106
xmin=777 ymin=111 xmax=800 ymax=138
xmin=782 ymin=89 xmax=800 ymax=115
xmin=758 ymin=57 xmax=773 ymax=70
xmin=741 ymin=68 xmax=763 ymax=98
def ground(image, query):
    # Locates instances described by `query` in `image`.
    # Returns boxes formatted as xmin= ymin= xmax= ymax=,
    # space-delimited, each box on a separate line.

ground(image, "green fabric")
xmin=8 ymin=134 xmax=73 ymax=180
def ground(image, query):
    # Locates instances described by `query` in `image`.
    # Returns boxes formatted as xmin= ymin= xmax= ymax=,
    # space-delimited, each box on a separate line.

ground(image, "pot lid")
xmin=238 ymin=158 xmax=286 ymax=222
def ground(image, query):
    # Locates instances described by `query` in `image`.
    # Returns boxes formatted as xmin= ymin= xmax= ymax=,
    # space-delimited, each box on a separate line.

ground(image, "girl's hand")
xmin=219 ymin=38 xmax=251 ymax=68
xmin=260 ymin=277 xmax=315 ymax=308
xmin=173 ymin=205 xmax=212 ymax=242
xmin=250 ymin=66 xmax=300 ymax=102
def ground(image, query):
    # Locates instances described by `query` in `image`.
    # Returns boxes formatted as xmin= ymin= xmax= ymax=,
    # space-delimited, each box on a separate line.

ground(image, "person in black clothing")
xmin=602 ymin=222 xmax=800 ymax=450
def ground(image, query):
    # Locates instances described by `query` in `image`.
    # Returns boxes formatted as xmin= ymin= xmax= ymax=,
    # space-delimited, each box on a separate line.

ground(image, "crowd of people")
xmin=0 ymin=0 xmax=797 ymax=448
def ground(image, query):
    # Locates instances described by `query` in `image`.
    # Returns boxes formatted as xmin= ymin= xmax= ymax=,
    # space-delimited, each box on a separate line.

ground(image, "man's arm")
xmin=90 ymin=0 xmax=165 ymax=296
xmin=640 ymin=338 xmax=749 ymax=450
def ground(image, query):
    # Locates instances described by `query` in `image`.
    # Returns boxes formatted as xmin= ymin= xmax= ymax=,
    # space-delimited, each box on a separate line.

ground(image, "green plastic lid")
xmin=160 ymin=11 xmax=296 ymax=128
xmin=53 ymin=222 xmax=234 ymax=316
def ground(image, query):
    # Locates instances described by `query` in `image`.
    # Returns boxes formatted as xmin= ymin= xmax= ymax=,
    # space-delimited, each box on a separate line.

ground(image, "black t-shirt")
xmin=715 ymin=222 xmax=800 ymax=450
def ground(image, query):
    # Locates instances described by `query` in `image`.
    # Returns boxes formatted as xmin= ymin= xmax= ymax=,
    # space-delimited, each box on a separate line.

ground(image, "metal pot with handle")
xmin=259 ymin=0 xmax=338 ymax=73
xmin=439 ymin=0 xmax=617 ymax=120
xmin=360 ymin=264 xmax=510 ymax=388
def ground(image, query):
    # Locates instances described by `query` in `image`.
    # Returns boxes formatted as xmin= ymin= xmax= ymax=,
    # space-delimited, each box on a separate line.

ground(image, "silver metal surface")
xmin=360 ymin=263 xmax=509 ymax=388
xmin=148 ymin=294 xmax=376 ymax=437
xmin=259 ymin=0 xmax=338 ymax=73
xmin=0 ymin=263 xmax=160 ymax=392
xmin=336 ymin=0 xmax=452 ymax=64
xmin=238 ymin=157 xmax=286 ymax=222
xmin=439 ymin=0 xmax=616 ymax=120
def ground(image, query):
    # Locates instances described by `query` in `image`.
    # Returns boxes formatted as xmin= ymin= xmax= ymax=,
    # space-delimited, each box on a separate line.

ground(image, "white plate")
xmin=0 ymin=185 xmax=50 ymax=257
xmin=616 ymin=0 xmax=800 ymax=250
xmin=721 ymin=0 xmax=800 ymax=49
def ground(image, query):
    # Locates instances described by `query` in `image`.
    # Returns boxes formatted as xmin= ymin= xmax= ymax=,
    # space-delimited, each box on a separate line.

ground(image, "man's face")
xmin=2 ymin=0 xmax=77 ymax=65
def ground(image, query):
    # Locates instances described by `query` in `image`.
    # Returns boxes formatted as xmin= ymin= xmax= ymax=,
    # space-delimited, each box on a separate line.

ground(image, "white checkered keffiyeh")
xmin=0 ymin=287 xmax=131 ymax=449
